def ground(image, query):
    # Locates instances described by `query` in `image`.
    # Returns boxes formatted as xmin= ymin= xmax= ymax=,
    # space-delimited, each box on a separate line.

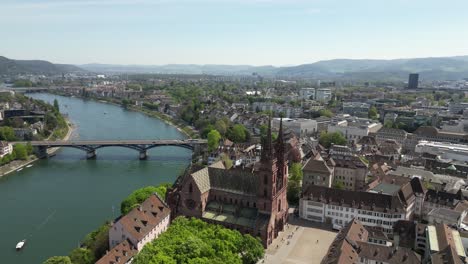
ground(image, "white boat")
xmin=26 ymin=165 xmax=33 ymax=168
xmin=16 ymin=168 xmax=23 ymax=172
xmin=16 ymin=240 xmax=26 ymax=250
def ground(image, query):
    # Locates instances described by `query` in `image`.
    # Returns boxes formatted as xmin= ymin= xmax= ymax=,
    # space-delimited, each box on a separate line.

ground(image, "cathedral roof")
xmin=190 ymin=162 xmax=259 ymax=196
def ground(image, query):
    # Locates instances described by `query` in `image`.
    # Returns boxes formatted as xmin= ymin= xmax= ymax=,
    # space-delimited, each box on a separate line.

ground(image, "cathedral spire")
xmin=275 ymin=117 xmax=284 ymax=154
xmin=261 ymin=115 xmax=273 ymax=161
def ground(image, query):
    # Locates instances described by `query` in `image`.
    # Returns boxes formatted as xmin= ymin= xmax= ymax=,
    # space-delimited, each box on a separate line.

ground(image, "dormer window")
xmin=135 ymin=226 xmax=141 ymax=232
xmin=141 ymin=220 xmax=148 ymax=226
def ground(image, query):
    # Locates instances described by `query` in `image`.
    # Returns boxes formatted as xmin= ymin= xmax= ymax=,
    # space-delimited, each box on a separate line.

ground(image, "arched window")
xmin=278 ymin=199 xmax=282 ymax=212
xmin=253 ymin=202 xmax=256 ymax=208
xmin=264 ymin=188 xmax=267 ymax=197
xmin=189 ymin=183 xmax=193 ymax=193
xmin=264 ymin=175 xmax=268 ymax=184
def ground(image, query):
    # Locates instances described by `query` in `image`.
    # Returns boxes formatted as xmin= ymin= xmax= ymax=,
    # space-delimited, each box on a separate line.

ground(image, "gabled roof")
xmin=117 ymin=193 xmax=171 ymax=241
xmin=303 ymin=158 xmax=333 ymax=174
xmin=95 ymin=239 xmax=137 ymax=264
xmin=357 ymin=242 xmax=421 ymax=264
xmin=190 ymin=161 xmax=259 ymax=196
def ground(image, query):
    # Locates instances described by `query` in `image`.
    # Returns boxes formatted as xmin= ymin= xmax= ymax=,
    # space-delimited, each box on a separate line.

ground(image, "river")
xmin=0 ymin=94 xmax=191 ymax=264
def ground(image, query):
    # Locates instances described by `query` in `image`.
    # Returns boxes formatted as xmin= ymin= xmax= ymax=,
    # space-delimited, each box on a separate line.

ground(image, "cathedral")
xmin=167 ymin=119 xmax=289 ymax=247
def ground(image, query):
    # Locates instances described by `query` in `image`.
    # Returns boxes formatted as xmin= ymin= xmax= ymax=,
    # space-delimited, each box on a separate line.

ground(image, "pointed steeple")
xmin=275 ymin=117 xmax=284 ymax=154
xmin=261 ymin=115 xmax=273 ymax=161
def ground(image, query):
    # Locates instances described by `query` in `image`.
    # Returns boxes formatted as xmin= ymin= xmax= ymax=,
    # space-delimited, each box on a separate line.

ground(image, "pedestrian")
xmin=316 ymin=239 xmax=319 ymax=244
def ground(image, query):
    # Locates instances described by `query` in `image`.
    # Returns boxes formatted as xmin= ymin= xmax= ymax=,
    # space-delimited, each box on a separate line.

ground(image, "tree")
xmin=53 ymin=99 xmax=60 ymax=113
xmin=289 ymin=162 xmax=303 ymax=183
xmin=220 ymin=153 xmax=233 ymax=169
xmin=227 ymin=124 xmax=248 ymax=143
xmin=319 ymin=131 xmax=347 ymax=148
xmin=215 ymin=119 xmax=228 ymax=136
xmin=319 ymin=109 xmax=333 ymax=118
xmin=13 ymin=144 xmax=28 ymax=160
xmin=368 ymin=106 xmax=378 ymax=119
xmin=0 ymin=126 xmax=17 ymax=141
xmin=26 ymin=142 xmax=33 ymax=155
xmin=132 ymin=217 xmax=264 ymax=264
xmin=43 ymin=256 xmax=72 ymax=264
xmin=207 ymin=130 xmax=221 ymax=152
xmin=333 ymin=180 xmax=345 ymax=190
xmin=82 ymin=222 xmax=110 ymax=259
xmin=121 ymin=184 xmax=171 ymax=214
xmin=69 ymin=248 xmax=94 ymax=264
xmin=287 ymin=180 xmax=301 ymax=205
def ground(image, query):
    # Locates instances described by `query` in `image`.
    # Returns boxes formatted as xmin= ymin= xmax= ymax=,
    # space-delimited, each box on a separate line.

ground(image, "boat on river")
xmin=15 ymin=240 xmax=26 ymax=251
xmin=16 ymin=168 xmax=23 ymax=172
xmin=26 ymin=165 xmax=33 ymax=168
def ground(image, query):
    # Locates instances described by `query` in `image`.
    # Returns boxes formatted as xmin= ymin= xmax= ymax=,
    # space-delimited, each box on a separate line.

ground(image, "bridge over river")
xmin=13 ymin=139 xmax=207 ymax=159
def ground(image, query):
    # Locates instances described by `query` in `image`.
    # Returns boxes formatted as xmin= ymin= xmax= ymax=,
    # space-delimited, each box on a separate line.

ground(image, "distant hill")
xmin=80 ymin=56 xmax=468 ymax=81
xmin=0 ymin=56 xmax=84 ymax=75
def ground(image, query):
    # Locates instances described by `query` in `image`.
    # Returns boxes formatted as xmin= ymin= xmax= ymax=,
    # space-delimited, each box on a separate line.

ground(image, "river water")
xmin=0 ymin=94 xmax=191 ymax=263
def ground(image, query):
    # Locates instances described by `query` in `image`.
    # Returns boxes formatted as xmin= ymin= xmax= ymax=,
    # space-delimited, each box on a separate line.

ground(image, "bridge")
xmin=16 ymin=139 xmax=207 ymax=160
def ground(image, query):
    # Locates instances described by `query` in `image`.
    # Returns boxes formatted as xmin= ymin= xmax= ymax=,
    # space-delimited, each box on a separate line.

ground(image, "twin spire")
xmin=261 ymin=116 xmax=284 ymax=161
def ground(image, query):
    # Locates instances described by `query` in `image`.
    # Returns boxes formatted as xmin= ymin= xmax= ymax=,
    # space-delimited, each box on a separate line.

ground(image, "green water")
xmin=0 ymin=94 xmax=190 ymax=264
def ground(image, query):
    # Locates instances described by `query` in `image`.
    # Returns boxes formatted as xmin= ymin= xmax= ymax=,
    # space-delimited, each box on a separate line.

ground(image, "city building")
xmin=109 ymin=193 xmax=171 ymax=251
xmin=302 ymin=157 xmax=334 ymax=189
xmin=272 ymin=117 xmax=317 ymax=137
xmin=342 ymin=102 xmax=371 ymax=118
xmin=0 ymin=141 xmax=13 ymax=158
xmin=327 ymin=119 xmax=382 ymax=144
xmin=449 ymin=102 xmax=468 ymax=114
xmin=96 ymin=239 xmax=137 ymax=264
xmin=299 ymin=185 xmax=411 ymax=233
xmin=321 ymin=219 xmax=421 ymax=264
xmin=414 ymin=126 xmax=468 ymax=145
xmin=425 ymin=223 xmax=466 ymax=263
xmin=332 ymin=155 xmax=368 ymax=191
xmin=299 ymin=87 xmax=315 ymax=100
xmin=167 ymin=119 xmax=289 ymax=247
xmin=415 ymin=140 xmax=468 ymax=163
xmin=316 ymin=88 xmax=332 ymax=103
xmin=408 ymin=73 xmax=419 ymax=89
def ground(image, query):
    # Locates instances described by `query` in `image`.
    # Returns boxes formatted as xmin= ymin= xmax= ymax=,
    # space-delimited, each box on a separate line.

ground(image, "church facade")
xmin=167 ymin=119 xmax=289 ymax=247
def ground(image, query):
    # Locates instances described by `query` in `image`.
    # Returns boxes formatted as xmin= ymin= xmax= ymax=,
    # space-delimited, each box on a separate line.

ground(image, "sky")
xmin=1 ymin=0 xmax=468 ymax=66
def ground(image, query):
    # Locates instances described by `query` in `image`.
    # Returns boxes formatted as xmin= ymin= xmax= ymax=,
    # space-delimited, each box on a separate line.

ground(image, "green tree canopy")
xmin=43 ymin=256 xmax=72 ymax=264
xmin=227 ymin=124 xmax=249 ymax=143
xmin=289 ymin=162 xmax=303 ymax=183
xmin=0 ymin=126 xmax=17 ymax=141
xmin=333 ymin=180 xmax=345 ymax=190
xmin=319 ymin=109 xmax=333 ymax=118
xmin=13 ymin=144 xmax=28 ymax=160
xmin=368 ymin=106 xmax=378 ymax=119
xmin=319 ymin=131 xmax=347 ymax=148
xmin=121 ymin=184 xmax=171 ymax=214
xmin=132 ymin=217 xmax=264 ymax=264
xmin=207 ymin=130 xmax=221 ymax=152
xmin=215 ymin=119 xmax=228 ymax=136
xmin=69 ymin=248 xmax=95 ymax=264
xmin=53 ymin=99 xmax=60 ymax=113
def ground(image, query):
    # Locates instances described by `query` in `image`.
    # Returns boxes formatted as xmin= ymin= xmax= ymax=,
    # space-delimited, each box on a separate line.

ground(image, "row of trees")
xmin=133 ymin=217 xmax=264 ymax=264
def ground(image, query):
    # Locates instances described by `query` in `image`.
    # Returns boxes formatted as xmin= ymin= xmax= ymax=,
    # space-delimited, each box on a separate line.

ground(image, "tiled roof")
xmin=117 ymin=193 xmax=170 ymax=241
xmin=95 ymin=239 xmax=137 ymax=264
xmin=303 ymin=185 xmax=406 ymax=213
xmin=322 ymin=219 xmax=367 ymax=264
xmin=303 ymin=158 xmax=333 ymax=174
xmin=190 ymin=162 xmax=259 ymax=196
xmin=357 ymin=241 xmax=420 ymax=264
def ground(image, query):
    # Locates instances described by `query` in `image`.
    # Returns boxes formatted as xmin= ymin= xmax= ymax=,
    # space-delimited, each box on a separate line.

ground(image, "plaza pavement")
xmin=260 ymin=215 xmax=337 ymax=264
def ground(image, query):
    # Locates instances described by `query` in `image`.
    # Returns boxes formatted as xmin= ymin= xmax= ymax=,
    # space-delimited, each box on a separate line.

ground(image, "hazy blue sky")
xmin=1 ymin=0 xmax=468 ymax=65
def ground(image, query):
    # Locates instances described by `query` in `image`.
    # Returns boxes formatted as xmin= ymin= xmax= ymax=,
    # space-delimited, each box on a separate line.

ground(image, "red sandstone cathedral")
xmin=167 ymin=119 xmax=289 ymax=247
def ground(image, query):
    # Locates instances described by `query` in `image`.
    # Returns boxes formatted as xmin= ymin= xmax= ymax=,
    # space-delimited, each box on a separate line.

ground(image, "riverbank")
xmin=0 ymin=120 xmax=75 ymax=178
xmin=43 ymin=91 xmax=198 ymax=139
